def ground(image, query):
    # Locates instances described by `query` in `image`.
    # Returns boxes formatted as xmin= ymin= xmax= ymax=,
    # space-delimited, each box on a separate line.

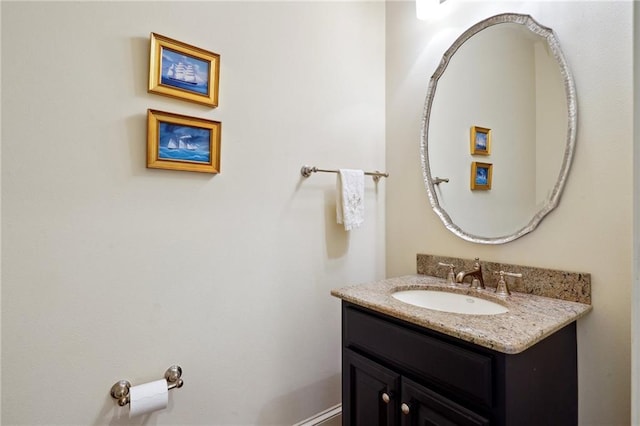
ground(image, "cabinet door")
xmin=343 ymin=349 xmax=400 ymax=426
xmin=400 ymin=378 xmax=489 ymax=426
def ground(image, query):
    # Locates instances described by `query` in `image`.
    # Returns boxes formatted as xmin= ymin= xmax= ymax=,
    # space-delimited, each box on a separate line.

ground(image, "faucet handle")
xmin=503 ymin=272 xmax=522 ymax=279
xmin=493 ymin=271 xmax=522 ymax=297
xmin=438 ymin=262 xmax=457 ymax=286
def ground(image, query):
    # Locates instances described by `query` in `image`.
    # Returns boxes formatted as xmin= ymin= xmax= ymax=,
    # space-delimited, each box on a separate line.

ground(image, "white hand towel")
xmin=336 ymin=169 xmax=365 ymax=231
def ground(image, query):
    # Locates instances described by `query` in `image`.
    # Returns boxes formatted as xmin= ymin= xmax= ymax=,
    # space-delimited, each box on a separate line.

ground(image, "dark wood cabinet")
xmin=343 ymin=349 xmax=399 ymax=426
xmin=341 ymin=302 xmax=578 ymax=426
xmin=344 ymin=348 xmax=489 ymax=426
xmin=400 ymin=377 xmax=489 ymax=426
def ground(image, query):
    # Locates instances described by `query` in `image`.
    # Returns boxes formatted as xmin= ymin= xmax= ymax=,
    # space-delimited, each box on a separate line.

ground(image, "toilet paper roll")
xmin=129 ymin=379 xmax=168 ymax=417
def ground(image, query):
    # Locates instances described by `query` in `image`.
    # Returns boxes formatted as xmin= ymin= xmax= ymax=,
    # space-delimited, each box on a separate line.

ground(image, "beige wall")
xmin=386 ymin=1 xmax=632 ymax=424
xmin=1 ymin=2 xmax=385 ymax=424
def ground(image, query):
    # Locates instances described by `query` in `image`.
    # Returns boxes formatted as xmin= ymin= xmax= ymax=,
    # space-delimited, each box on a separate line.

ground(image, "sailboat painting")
xmin=147 ymin=109 xmax=221 ymax=174
xmin=160 ymin=47 xmax=209 ymax=96
xmin=149 ymin=33 xmax=220 ymax=107
xmin=159 ymin=123 xmax=211 ymax=164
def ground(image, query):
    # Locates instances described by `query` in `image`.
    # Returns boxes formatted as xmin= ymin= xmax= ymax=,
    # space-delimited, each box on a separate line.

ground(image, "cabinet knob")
xmin=381 ymin=392 xmax=390 ymax=404
xmin=401 ymin=403 xmax=410 ymax=415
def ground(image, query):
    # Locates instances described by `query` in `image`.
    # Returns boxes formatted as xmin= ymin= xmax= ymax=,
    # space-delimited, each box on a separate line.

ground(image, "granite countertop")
xmin=331 ymin=274 xmax=592 ymax=354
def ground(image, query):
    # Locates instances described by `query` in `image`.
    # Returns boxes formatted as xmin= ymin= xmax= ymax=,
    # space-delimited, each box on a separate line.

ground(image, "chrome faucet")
xmin=455 ymin=258 xmax=485 ymax=290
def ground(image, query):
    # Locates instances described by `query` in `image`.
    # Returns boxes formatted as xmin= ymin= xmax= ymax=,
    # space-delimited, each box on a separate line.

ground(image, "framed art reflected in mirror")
xmin=470 ymin=162 xmax=492 ymax=190
xmin=471 ymin=126 xmax=491 ymax=155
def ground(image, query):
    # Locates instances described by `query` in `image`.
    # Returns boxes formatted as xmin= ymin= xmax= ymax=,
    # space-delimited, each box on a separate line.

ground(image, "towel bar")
xmin=300 ymin=165 xmax=389 ymax=183
xmin=433 ymin=177 xmax=450 ymax=185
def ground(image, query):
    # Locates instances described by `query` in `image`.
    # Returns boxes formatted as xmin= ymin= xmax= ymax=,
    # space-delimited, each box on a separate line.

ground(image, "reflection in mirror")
xmin=421 ymin=14 xmax=576 ymax=244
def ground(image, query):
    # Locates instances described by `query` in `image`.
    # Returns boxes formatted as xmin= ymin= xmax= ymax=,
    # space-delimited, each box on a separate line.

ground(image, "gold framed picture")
xmin=470 ymin=162 xmax=492 ymax=190
xmin=470 ymin=126 xmax=491 ymax=155
xmin=148 ymin=33 xmax=220 ymax=107
xmin=147 ymin=109 xmax=221 ymax=174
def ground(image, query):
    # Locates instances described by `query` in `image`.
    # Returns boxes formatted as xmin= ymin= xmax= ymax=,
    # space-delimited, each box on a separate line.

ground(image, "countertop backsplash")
xmin=417 ymin=253 xmax=591 ymax=304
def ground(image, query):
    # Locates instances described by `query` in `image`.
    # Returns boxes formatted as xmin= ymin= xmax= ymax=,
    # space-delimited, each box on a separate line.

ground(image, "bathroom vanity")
xmin=344 ymin=9 xmax=591 ymax=423
xmin=332 ymin=274 xmax=591 ymax=426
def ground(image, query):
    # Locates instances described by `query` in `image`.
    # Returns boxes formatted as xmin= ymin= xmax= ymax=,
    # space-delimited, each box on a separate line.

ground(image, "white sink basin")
xmin=391 ymin=290 xmax=508 ymax=315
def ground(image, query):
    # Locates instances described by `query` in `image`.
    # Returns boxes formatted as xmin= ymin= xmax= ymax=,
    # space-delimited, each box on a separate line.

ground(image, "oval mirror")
xmin=421 ymin=13 xmax=577 ymax=244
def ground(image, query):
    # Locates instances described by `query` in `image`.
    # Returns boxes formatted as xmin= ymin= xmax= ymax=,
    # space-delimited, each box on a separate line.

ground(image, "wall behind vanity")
xmin=386 ymin=2 xmax=632 ymax=424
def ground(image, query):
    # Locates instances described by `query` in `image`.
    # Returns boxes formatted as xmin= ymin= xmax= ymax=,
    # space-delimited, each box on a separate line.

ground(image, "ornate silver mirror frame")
xmin=420 ymin=13 xmax=577 ymax=244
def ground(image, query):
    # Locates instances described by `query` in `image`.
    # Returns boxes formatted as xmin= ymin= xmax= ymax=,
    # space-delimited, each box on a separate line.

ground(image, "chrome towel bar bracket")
xmin=300 ymin=165 xmax=389 ymax=183
xmin=110 ymin=365 xmax=184 ymax=407
xmin=433 ymin=177 xmax=449 ymax=185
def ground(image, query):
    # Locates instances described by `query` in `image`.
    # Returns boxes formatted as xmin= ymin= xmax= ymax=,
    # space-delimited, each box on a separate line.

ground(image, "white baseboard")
xmin=292 ymin=404 xmax=342 ymax=426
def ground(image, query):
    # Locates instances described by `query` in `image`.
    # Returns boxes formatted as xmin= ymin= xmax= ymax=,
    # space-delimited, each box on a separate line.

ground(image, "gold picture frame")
xmin=148 ymin=33 xmax=220 ymax=107
xmin=470 ymin=162 xmax=492 ymax=190
xmin=147 ymin=109 xmax=221 ymax=174
xmin=470 ymin=126 xmax=491 ymax=155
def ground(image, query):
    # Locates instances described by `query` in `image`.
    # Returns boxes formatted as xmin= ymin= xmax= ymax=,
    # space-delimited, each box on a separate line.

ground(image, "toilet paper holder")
xmin=110 ymin=365 xmax=184 ymax=407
